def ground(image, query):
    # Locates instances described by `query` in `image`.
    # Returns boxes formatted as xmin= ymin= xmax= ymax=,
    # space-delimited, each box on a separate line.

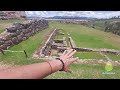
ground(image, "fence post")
xmin=0 ymin=49 xmax=5 ymax=55
xmin=24 ymin=50 xmax=28 ymax=58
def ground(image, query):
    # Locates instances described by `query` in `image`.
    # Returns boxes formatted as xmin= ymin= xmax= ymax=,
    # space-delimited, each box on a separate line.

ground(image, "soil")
xmin=0 ymin=61 xmax=17 ymax=71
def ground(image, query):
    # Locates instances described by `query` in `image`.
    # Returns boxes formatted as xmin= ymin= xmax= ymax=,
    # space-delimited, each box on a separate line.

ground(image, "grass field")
xmin=0 ymin=27 xmax=53 ymax=65
xmin=0 ymin=21 xmax=120 ymax=79
xmin=45 ymin=63 xmax=120 ymax=79
xmin=50 ymin=22 xmax=120 ymax=50
xmin=46 ymin=22 xmax=120 ymax=79
xmin=73 ymin=52 xmax=106 ymax=60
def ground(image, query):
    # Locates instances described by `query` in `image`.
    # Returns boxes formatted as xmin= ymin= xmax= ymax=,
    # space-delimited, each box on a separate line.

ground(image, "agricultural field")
xmin=0 ymin=20 xmax=120 ymax=79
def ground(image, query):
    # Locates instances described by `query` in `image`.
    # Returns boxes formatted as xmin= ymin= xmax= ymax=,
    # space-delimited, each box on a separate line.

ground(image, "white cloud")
xmin=25 ymin=11 xmax=120 ymax=19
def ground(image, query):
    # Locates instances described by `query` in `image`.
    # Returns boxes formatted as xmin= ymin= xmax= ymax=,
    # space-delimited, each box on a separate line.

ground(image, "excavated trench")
xmin=32 ymin=29 xmax=120 ymax=66
xmin=32 ymin=28 xmax=67 ymax=59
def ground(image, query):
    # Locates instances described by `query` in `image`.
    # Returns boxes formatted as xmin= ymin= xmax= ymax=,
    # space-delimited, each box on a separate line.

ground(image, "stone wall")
xmin=68 ymin=37 xmax=76 ymax=49
xmin=39 ymin=28 xmax=59 ymax=57
xmin=68 ymin=36 xmax=120 ymax=55
xmin=74 ymin=47 xmax=120 ymax=55
xmin=0 ymin=20 xmax=48 ymax=51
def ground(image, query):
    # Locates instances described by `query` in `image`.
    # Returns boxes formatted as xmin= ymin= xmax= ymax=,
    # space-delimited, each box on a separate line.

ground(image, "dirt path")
xmin=0 ymin=61 xmax=17 ymax=71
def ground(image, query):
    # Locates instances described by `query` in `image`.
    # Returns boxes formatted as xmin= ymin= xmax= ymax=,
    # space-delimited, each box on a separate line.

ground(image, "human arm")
xmin=0 ymin=49 xmax=78 ymax=79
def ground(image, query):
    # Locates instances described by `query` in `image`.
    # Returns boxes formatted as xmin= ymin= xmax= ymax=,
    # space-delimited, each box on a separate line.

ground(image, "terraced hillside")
xmin=0 ymin=21 xmax=120 ymax=79
xmin=45 ymin=22 xmax=120 ymax=79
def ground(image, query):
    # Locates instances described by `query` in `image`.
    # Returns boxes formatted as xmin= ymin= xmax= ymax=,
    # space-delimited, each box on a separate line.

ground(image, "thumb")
xmin=64 ymin=67 xmax=72 ymax=73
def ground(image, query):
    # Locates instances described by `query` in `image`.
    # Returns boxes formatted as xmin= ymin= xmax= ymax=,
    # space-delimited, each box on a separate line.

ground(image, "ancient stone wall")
xmin=0 ymin=20 xmax=48 ymax=51
xmin=68 ymin=37 xmax=76 ymax=49
xmin=74 ymin=47 xmax=120 ymax=55
xmin=39 ymin=28 xmax=59 ymax=57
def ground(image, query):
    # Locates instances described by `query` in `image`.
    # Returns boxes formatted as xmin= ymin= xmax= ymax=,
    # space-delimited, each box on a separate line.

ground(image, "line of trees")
xmin=110 ymin=16 xmax=120 ymax=19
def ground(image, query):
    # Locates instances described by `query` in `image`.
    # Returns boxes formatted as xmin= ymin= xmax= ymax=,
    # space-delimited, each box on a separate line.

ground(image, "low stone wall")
xmin=39 ymin=28 xmax=60 ymax=57
xmin=68 ymin=37 xmax=76 ymax=48
xmin=74 ymin=47 xmax=120 ymax=55
xmin=0 ymin=20 xmax=48 ymax=51
xmin=52 ymin=37 xmax=67 ymax=52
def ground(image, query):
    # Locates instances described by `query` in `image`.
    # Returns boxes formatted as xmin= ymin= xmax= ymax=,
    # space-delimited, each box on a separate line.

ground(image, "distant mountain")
xmin=26 ymin=15 xmax=98 ymax=20
xmin=49 ymin=16 xmax=98 ymax=20
xmin=26 ymin=16 xmax=44 ymax=19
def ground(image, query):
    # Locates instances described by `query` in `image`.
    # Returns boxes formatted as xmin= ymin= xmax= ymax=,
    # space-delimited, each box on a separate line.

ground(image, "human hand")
xmin=59 ymin=49 xmax=79 ymax=73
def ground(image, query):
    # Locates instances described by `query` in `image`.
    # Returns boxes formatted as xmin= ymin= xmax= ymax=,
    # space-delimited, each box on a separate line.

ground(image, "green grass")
xmin=0 ymin=27 xmax=53 ymax=65
xmin=73 ymin=52 xmax=120 ymax=61
xmin=50 ymin=22 xmax=120 ymax=50
xmin=104 ymin=53 xmax=120 ymax=61
xmin=73 ymin=52 xmax=106 ymax=60
xmin=0 ymin=19 xmax=26 ymax=24
xmin=0 ymin=21 xmax=120 ymax=79
xmin=0 ymin=29 xmax=4 ymax=33
xmin=50 ymin=22 xmax=120 ymax=61
xmin=49 ymin=22 xmax=120 ymax=79
xmin=55 ymin=34 xmax=65 ymax=39
xmin=50 ymin=22 xmax=120 ymax=60
xmin=45 ymin=63 xmax=120 ymax=79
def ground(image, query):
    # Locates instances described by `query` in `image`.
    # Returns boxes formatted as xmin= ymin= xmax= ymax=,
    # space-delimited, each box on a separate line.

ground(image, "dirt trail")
xmin=0 ymin=61 xmax=17 ymax=71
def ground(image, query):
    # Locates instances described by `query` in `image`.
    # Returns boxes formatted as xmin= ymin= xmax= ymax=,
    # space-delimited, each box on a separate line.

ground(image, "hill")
xmin=0 ymin=20 xmax=120 ymax=79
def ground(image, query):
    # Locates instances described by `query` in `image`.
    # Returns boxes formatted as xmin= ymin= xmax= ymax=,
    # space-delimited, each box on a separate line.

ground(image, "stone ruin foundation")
xmin=16 ymin=24 xmax=119 ymax=66
xmin=32 ymin=30 xmax=120 ymax=65
xmin=32 ymin=28 xmax=67 ymax=59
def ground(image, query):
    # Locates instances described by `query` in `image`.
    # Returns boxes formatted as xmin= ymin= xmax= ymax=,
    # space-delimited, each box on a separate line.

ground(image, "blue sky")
xmin=25 ymin=11 xmax=120 ymax=19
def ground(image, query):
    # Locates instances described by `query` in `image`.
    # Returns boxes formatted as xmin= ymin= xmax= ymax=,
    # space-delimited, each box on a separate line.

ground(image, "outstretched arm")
xmin=0 ymin=49 xmax=78 ymax=79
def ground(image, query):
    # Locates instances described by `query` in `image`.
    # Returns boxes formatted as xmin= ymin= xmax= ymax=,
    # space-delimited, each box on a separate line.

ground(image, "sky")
xmin=25 ymin=11 xmax=120 ymax=19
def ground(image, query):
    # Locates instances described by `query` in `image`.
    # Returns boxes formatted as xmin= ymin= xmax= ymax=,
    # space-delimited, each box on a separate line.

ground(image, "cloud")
xmin=25 ymin=11 xmax=120 ymax=19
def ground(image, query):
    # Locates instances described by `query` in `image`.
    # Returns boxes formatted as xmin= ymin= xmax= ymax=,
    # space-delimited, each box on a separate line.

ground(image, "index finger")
xmin=65 ymin=49 xmax=74 ymax=56
xmin=67 ymin=49 xmax=77 ymax=58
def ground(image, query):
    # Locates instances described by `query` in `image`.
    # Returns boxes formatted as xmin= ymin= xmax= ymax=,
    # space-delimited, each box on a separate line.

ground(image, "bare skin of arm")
xmin=0 ymin=49 xmax=78 ymax=79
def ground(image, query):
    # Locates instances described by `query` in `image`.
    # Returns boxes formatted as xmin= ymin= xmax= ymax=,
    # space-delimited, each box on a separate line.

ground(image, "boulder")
xmin=11 ymin=37 xmax=18 ymax=44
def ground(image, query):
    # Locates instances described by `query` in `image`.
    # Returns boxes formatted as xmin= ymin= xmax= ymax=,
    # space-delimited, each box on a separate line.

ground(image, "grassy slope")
xmin=50 ymin=22 xmax=120 ymax=50
xmin=84 ymin=19 xmax=120 ymax=31
xmin=0 ymin=30 xmax=3 ymax=33
xmin=73 ymin=52 xmax=106 ymax=60
xmin=0 ymin=21 xmax=120 ymax=79
xmin=46 ymin=63 xmax=120 ymax=79
xmin=46 ymin=22 xmax=120 ymax=79
xmin=0 ymin=27 xmax=53 ymax=65
xmin=50 ymin=22 xmax=120 ymax=60
xmin=0 ymin=19 xmax=26 ymax=23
